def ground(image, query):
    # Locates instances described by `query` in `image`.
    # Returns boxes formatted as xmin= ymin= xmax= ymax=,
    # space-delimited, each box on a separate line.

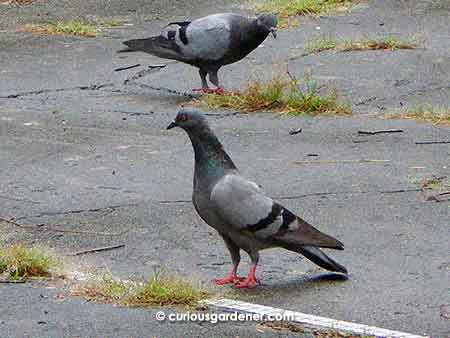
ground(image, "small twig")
xmin=123 ymin=64 xmax=167 ymax=83
xmin=68 ymin=244 xmax=125 ymax=256
xmin=289 ymin=128 xmax=302 ymax=135
xmin=0 ymin=279 xmax=26 ymax=284
xmin=0 ymin=216 xmax=35 ymax=228
xmin=293 ymin=159 xmax=390 ymax=165
xmin=381 ymin=188 xmax=421 ymax=194
xmin=358 ymin=129 xmax=403 ymax=135
xmin=425 ymin=191 xmax=450 ymax=202
xmin=114 ymin=64 xmax=141 ymax=72
xmin=158 ymin=199 xmax=191 ymax=204
xmin=415 ymin=141 xmax=450 ymax=145
xmin=441 ymin=305 xmax=450 ymax=320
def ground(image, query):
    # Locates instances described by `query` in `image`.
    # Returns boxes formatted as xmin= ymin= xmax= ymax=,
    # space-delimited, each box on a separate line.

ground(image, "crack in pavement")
xmin=16 ymin=202 xmax=141 ymax=220
xmin=354 ymin=83 xmax=449 ymax=108
xmin=158 ymin=188 xmax=423 ymax=204
xmin=0 ymin=195 xmax=41 ymax=204
xmin=0 ymin=81 xmax=197 ymax=100
xmin=275 ymin=188 xmax=422 ymax=200
xmin=124 ymin=81 xmax=198 ymax=98
xmin=398 ymin=83 xmax=450 ymax=99
xmin=0 ymin=83 xmax=115 ymax=99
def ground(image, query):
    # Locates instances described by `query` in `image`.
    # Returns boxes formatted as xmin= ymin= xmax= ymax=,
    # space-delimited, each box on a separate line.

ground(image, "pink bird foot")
xmin=234 ymin=277 xmax=259 ymax=289
xmin=234 ymin=264 xmax=259 ymax=288
xmin=214 ymin=274 xmax=245 ymax=285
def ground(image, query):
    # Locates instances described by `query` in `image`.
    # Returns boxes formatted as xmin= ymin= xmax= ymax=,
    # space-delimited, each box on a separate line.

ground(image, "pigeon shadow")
xmin=224 ymin=272 xmax=349 ymax=298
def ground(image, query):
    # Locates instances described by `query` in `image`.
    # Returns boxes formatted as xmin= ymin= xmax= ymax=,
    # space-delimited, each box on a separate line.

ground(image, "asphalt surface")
xmin=0 ymin=0 xmax=449 ymax=337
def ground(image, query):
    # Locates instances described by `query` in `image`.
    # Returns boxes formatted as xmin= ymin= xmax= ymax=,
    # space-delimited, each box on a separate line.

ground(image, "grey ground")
xmin=0 ymin=0 xmax=449 ymax=337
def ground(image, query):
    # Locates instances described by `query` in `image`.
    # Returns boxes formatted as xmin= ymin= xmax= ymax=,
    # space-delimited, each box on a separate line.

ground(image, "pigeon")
xmin=119 ymin=13 xmax=277 ymax=93
xmin=167 ymin=109 xmax=347 ymax=288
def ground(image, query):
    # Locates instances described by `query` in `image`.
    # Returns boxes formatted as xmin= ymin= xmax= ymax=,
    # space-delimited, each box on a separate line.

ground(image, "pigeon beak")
xmin=270 ymin=27 xmax=277 ymax=38
xmin=166 ymin=121 xmax=177 ymax=130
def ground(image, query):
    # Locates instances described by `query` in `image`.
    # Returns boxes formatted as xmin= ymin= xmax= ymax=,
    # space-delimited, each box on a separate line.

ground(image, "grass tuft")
xmin=21 ymin=19 xmax=123 ymax=37
xmin=304 ymin=36 xmax=418 ymax=55
xmin=0 ymin=244 xmax=60 ymax=280
xmin=98 ymin=19 xmax=125 ymax=27
xmin=387 ymin=104 xmax=450 ymax=126
xmin=72 ymin=272 xmax=208 ymax=308
xmin=254 ymin=0 xmax=357 ymax=27
xmin=394 ymin=104 xmax=450 ymax=126
xmin=22 ymin=20 xmax=98 ymax=37
xmin=198 ymin=76 xmax=352 ymax=116
xmin=420 ymin=176 xmax=450 ymax=191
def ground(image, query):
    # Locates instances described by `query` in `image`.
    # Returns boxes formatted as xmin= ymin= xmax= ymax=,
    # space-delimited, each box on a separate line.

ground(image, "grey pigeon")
xmin=119 ymin=13 xmax=277 ymax=93
xmin=167 ymin=109 xmax=347 ymax=288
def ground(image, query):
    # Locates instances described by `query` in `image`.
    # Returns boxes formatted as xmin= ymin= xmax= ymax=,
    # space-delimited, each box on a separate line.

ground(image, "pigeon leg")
xmin=214 ymin=236 xmax=245 ymax=285
xmin=208 ymin=70 xmax=225 ymax=94
xmin=192 ymin=69 xmax=210 ymax=92
xmin=235 ymin=252 xmax=259 ymax=289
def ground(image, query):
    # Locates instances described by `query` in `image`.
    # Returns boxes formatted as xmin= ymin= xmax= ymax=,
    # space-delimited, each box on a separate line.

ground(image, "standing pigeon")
xmin=119 ymin=13 xmax=277 ymax=93
xmin=167 ymin=109 xmax=347 ymax=288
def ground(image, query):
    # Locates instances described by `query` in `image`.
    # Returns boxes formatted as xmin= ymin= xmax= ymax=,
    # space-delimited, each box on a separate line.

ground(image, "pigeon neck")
xmin=187 ymin=125 xmax=237 ymax=180
xmin=243 ymin=20 xmax=270 ymax=49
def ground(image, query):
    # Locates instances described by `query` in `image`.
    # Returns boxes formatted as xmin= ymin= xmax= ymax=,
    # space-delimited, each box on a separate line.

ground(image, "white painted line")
xmin=204 ymin=298 xmax=429 ymax=338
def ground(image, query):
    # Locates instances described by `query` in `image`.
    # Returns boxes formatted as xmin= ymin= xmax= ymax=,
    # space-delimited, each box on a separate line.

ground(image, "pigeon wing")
xmin=211 ymin=174 xmax=344 ymax=249
xmin=179 ymin=13 xmax=236 ymax=61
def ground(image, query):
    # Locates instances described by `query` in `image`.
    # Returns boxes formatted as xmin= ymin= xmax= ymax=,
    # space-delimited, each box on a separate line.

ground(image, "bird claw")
xmin=214 ymin=275 xmax=245 ymax=285
xmin=233 ymin=278 xmax=259 ymax=289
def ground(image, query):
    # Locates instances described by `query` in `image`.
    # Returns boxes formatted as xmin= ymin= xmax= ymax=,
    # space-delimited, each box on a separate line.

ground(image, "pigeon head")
xmin=256 ymin=14 xmax=278 ymax=38
xmin=167 ymin=109 xmax=207 ymax=131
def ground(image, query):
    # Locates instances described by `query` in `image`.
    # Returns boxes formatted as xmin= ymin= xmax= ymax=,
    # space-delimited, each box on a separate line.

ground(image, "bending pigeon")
xmin=119 ymin=13 xmax=277 ymax=93
xmin=167 ymin=109 xmax=347 ymax=288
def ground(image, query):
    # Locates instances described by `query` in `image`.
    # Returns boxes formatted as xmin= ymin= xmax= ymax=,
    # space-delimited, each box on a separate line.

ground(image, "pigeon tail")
xmin=291 ymin=245 xmax=348 ymax=274
xmin=119 ymin=37 xmax=186 ymax=61
xmin=274 ymin=216 xmax=345 ymax=250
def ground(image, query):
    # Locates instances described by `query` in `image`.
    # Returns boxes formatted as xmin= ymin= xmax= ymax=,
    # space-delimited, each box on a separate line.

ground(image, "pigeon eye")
xmin=178 ymin=114 xmax=188 ymax=122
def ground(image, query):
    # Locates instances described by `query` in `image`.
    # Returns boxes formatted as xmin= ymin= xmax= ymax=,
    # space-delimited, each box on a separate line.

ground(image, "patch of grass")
xmin=21 ymin=20 xmax=104 ymax=37
xmin=256 ymin=0 xmax=355 ymax=16
xmin=304 ymin=37 xmax=338 ymax=54
xmin=21 ymin=19 xmax=125 ymax=37
xmin=72 ymin=272 xmax=208 ymax=308
xmin=0 ymin=244 xmax=60 ymax=280
xmin=254 ymin=0 xmax=357 ymax=27
xmin=392 ymin=104 xmax=450 ymax=126
xmin=99 ymin=19 xmax=125 ymax=27
xmin=198 ymin=76 xmax=352 ymax=116
xmin=420 ymin=176 xmax=450 ymax=191
xmin=408 ymin=174 xmax=450 ymax=193
xmin=304 ymin=36 xmax=418 ymax=55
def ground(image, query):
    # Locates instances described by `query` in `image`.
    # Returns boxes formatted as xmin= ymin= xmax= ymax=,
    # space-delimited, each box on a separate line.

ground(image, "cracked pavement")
xmin=0 ymin=0 xmax=449 ymax=337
